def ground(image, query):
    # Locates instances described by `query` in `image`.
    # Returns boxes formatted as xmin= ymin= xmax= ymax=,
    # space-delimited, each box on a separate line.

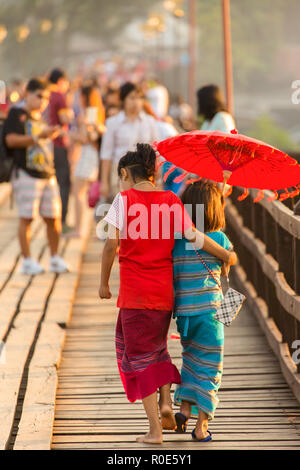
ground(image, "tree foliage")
xmin=196 ymin=0 xmax=291 ymax=90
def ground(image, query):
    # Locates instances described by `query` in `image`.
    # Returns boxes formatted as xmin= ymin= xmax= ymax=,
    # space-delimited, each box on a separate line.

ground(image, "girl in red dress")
xmin=99 ymin=143 xmax=236 ymax=444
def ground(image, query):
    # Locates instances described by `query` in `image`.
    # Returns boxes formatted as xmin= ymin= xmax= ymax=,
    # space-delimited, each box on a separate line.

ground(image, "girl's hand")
xmin=222 ymin=251 xmax=237 ymax=277
xmin=221 ymin=263 xmax=229 ymax=277
xmin=228 ymin=251 xmax=238 ymax=266
xmin=99 ymin=285 xmax=112 ymax=299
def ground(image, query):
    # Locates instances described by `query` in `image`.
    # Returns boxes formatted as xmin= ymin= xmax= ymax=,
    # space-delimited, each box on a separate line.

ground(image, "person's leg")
xmin=194 ymin=409 xmax=209 ymax=440
xmin=54 ymin=147 xmax=71 ymax=226
xmin=40 ymin=176 xmax=62 ymax=256
xmin=13 ymin=170 xmax=39 ymax=259
xmin=159 ymin=383 xmax=176 ymax=430
xmin=18 ymin=218 xmax=33 ymax=258
xmin=136 ymin=391 xmax=163 ymax=444
xmin=43 ymin=217 xmax=61 ymax=256
xmin=180 ymin=400 xmax=192 ymax=420
xmin=39 ymin=176 xmax=68 ymax=272
xmin=69 ymin=177 xmax=87 ymax=237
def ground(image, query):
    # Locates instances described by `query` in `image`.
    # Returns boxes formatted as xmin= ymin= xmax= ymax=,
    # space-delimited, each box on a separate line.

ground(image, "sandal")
xmin=174 ymin=413 xmax=188 ymax=433
xmin=191 ymin=429 xmax=212 ymax=442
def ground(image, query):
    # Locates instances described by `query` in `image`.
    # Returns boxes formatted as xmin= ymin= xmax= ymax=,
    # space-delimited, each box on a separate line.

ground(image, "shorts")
xmin=12 ymin=169 xmax=62 ymax=220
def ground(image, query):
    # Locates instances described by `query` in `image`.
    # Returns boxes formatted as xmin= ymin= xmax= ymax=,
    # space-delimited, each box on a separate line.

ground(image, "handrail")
xmin=249 ymin=189 xmax=300 ymax=238
xmin=225 ymin=187 xmax=300 ymax=402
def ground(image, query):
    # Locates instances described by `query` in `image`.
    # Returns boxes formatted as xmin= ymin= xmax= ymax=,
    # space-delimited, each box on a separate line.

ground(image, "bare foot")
xmin=160 ymin=404 xmax=176 ymax=430
xmin=136 ymin=433 xmax=163 ymax=444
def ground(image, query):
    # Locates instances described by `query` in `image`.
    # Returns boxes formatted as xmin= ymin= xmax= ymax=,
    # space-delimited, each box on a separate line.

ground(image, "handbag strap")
xmin=193 ymin=246 xmax=223 ymax=290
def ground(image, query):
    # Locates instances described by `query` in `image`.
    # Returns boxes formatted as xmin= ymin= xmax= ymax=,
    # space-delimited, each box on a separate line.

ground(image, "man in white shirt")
xmin=100 ymin=82 xmax=158 ymax=200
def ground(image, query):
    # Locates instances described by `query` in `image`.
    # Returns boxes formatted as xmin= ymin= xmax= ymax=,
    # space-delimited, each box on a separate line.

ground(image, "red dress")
xmin=108 ymin=188 xmax=193 ymax=401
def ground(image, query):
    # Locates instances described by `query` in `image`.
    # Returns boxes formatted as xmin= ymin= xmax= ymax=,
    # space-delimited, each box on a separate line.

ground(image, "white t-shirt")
xmin=104 ymin=193 xmax=125 ymax=231
xmin=146 ymin=85 xmax=169 ymax=119
xmin=201 ymin=111 xmax=235 ymax=134
xmin=155 ymin=120 xmax=178 ymax=142
xmin=100 ymin=110 xmax=158 ymax=164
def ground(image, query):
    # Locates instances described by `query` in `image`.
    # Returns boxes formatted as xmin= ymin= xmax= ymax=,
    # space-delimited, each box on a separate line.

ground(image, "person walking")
xmin=3 ymin=78 xmax=68 ymax=275
xmin=173 ymin=180 xmax=234 ymax=441
xmin=98 ymin=144 xmax=237 ymax=444
xmin=47 ymin=68 xmax=74 ymax=232
xmin=67 ymin=82 xmax=106 ymax=238
xmin=100 ymin=82 xmax=158 ymax=201
xmin=196 ymin=84 xmax=235 ymax=192
xmin=197 ymin=84 xmax=235 ymax=133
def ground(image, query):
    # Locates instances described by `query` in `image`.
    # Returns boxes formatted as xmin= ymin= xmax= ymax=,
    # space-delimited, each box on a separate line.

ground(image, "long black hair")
xmin=197 ymin=84 xmax=227 ymax=121
xmin=118 ymin=143 xmax=156 ymax=183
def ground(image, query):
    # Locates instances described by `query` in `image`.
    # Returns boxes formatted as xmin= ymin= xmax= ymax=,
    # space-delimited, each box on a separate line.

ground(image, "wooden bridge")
xmin=0 ymin=183 xmax=300 ymax=451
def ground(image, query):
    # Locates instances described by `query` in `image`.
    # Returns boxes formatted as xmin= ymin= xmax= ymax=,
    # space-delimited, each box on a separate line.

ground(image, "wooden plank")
xmin=232 ymin=264 xmax=300 ymax=405
xmin=0 ymin=220 xmax=46 ymax=341
xmin=51 ymin=432 xmax=300 ymax=443
xmin=12 ymin=210 xmax=93 ymax=450
xmin=51 ymin=442 xmax=300 ymax=450
xmin=51 ymin=228 xmax=300 ymax=451
xmin=0 ymin=325 xmax=40 ymax=449
xmin=0 ymin=237 xmax=60 ymax=450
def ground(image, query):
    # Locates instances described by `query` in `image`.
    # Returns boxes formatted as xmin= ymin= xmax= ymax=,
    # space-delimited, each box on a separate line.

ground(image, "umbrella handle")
xmin=222 ymin=170 xmax=232 ymax=194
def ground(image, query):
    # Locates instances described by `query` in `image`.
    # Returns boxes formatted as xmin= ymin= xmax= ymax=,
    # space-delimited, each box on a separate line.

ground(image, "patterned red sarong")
xmin=115 ymin=308 xmax=181 ymax=402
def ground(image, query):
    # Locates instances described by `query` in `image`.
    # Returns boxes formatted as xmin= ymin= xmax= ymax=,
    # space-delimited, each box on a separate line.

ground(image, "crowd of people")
xmin=0 ymin=66 xmax=237 ymax=443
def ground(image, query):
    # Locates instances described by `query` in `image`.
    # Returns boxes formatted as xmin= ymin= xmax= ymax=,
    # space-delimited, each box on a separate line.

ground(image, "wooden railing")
xmin=225 ymin=187 xmax=300 ymax=402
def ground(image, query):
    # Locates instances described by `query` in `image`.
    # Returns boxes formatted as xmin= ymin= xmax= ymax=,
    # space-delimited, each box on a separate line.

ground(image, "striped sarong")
xmin=174 ymin=312 xmax=224 ymax=420
xmin=115 ymin=308 xmax=181 ymax=402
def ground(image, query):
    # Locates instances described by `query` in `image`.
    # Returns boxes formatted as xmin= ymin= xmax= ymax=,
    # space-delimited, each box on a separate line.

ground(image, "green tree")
xmin=246 ymin=114 xmax=298 ymax=151
xmin=196 ymin=0 xmax=288 ymax=91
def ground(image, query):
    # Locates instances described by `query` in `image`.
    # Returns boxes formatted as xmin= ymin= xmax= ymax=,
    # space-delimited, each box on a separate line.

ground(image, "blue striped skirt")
xmin=174 ymin=312 xmax=224 ymax=420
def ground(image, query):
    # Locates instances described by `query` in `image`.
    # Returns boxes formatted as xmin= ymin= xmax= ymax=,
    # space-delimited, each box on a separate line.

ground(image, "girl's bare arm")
xmin=99 ymin=225 xmax=119 ymax=299
xmin=184 ymin=226 xmax=237 ymax=266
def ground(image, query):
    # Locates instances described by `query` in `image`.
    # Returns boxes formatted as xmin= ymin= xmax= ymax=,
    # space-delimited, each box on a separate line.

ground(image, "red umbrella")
xmin=153 ymin=129 xmax=300 ymax=202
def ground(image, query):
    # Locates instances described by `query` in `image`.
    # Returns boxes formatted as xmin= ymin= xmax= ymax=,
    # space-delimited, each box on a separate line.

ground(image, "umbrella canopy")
xmin=153 ymin=130 xmax=300 ymax=200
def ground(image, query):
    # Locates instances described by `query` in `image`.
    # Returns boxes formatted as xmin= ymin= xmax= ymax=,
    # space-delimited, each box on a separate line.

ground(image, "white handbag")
xmin=193 ymin=247 xmax=246 ymax=327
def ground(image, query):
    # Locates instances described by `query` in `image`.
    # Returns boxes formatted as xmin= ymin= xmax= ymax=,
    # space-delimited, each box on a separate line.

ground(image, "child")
xmin=99 ymin=144 xmax=237 ymax=445
xmin=173 ymin=180 xmax=236 ymax=442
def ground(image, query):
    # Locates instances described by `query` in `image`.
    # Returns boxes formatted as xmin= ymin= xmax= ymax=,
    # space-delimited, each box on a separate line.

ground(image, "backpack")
xmin=0 ymin=118 xmax=15 ymax=183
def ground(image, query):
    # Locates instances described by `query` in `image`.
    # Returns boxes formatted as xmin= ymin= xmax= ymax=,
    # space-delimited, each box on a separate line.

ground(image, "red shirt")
xmin=116 ymin=189 xmax=193 ymax=311
xmin=48 ymin=87 xmax=68 ymax=148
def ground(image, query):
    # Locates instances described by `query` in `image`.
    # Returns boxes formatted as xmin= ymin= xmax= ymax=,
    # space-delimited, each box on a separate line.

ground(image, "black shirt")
xmin=3 ymin=107 xmax=55 ymax=179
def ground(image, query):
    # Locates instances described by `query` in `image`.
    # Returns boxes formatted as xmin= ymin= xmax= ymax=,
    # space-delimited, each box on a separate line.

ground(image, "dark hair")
xmin=49 ymin=68 xmax=66 ymax=84
xmin=119 ymin=82 xmax=140 ymax=103
xmin=181 ymin=180 xmax=225 ymax=232
xmin=118 ymin=143 xmax=156 ymax=183
xmin=197 ymin=85 xmax=227 ymax=121
xmin=26 ymin=78 xmax=47 ymax=93
xmin=81 ymin=84 xmax=93 ymax=107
